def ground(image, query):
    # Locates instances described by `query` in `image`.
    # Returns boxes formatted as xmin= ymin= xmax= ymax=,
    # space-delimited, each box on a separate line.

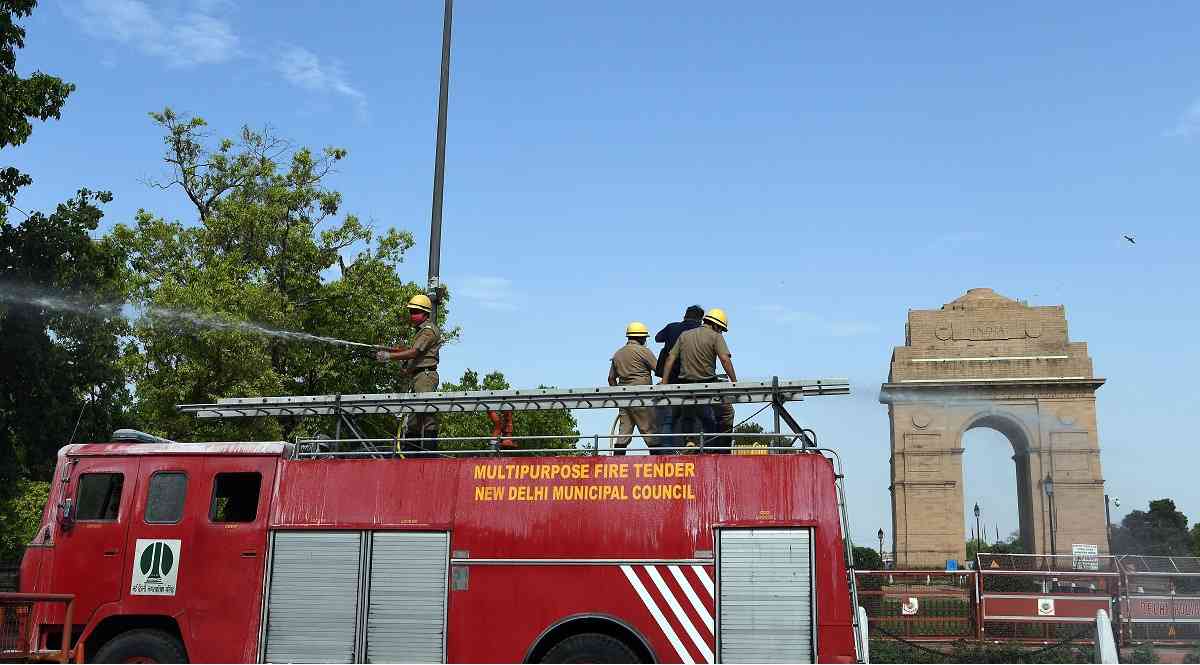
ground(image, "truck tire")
xmin=94 ymin=629 xmax=187 ymax=664
xmin=541 ymin=632 xmax=641 ymax=663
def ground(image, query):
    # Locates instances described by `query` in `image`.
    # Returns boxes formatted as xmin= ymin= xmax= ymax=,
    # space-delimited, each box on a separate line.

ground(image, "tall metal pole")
xmin=427 ymin=0 xmax=454 ymax=320
xmin=1049 ymin=493 xmax=1057 ymax=558
xmin=1104 ymin=494 xmax=1113 ymax=554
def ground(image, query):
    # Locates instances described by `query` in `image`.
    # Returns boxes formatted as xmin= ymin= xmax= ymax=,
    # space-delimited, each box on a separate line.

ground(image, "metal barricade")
xmin=0 ymin=593 xmax=75 ymax=663
xmin=1118 ymin=555 xmax=1200 ymax=643
xmin=855 ymin=570 xmax=977 ymax=640
xmin=976 ymin=553 xmax=1118 ymax=644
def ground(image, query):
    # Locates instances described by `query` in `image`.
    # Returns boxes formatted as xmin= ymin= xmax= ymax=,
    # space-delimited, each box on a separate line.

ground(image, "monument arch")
xmin=880 ymin=288 xmax=1108 ymax=568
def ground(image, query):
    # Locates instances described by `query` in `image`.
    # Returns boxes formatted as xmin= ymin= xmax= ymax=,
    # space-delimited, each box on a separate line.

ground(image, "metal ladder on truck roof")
xmin=177 ymin=376 xmax=849 ymax=457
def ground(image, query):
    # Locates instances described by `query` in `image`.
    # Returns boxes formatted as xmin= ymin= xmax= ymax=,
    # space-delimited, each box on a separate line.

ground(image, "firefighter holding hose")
xmin=376 ymin=294 xmax=442 ymax=449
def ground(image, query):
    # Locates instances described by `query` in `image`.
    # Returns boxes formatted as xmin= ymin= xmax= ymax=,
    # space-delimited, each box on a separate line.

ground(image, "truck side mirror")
xmin=58 ymin=498 xmax=74 ymax=531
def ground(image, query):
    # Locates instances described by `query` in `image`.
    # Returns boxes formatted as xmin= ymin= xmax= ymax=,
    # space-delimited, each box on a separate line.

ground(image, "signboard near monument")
xmin=1072 ymin=544 xmax=1099 ymax=571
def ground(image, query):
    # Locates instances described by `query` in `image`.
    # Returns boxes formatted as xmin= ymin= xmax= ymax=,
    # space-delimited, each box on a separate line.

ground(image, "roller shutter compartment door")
xmin=366 ymin=532 xmax=449 ymax=663
xmin=265 ymin=531 xmax=363 ymax=663
xmin=718 ymin=529 xmax=814 ymax=664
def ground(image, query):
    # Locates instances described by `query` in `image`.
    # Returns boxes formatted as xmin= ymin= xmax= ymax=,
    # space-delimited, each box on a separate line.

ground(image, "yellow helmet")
xmin=407 ymin=294 xmax=433 ymax=313
xmin=625 ymin=321 xmax=649 ymax=338
xmin=704 ymin=307 xmax=728 ymax=331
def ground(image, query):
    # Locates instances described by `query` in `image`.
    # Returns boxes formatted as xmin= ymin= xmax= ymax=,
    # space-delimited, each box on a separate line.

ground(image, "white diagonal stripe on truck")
xmin=669 ymin=564 xmax=714 ymax=633
xmin=621 ymin=565 xmax=694 ymax=664
xmin=645 ymin=565 xmax=714 ymax=663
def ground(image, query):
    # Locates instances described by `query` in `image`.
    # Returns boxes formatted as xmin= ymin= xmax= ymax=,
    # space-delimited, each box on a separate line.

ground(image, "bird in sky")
xmin=1123 ymin=235 xmax=1136 ymax=245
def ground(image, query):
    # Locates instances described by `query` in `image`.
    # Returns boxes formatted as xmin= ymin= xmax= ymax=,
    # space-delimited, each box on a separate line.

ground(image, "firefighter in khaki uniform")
xmin=376 ymin=294 xmax=442 ymax=450
xmin=608 ymin=322 xmax=658 ymax=455
xmin=660 ymin=308 xmax=737 ymax=452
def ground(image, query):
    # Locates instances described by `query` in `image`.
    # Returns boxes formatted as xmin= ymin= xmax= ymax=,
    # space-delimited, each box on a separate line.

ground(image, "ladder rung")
xmin=178 ymin=378 xmax=849 ymax=418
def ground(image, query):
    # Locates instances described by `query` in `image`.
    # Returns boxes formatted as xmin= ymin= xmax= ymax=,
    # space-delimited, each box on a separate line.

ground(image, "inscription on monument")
xmin=935 ymin=321 xmax=1041 ymax=341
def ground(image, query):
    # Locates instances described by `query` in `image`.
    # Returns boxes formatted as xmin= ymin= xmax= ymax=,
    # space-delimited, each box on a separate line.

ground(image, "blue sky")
xmin=10 ymin=1 xmax=1200 ymax=549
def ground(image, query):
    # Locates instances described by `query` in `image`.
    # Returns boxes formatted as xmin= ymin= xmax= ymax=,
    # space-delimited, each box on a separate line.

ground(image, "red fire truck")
xmin=16 ymin=380 xmax=865 ymax=663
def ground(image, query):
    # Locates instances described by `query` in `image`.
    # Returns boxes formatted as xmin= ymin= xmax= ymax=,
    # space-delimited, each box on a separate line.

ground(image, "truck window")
xmin=209 ymin=472 xmax=262 ymax=522
xmin=76 ymin=473 xmax=124 ymax=521
xmin=145 ymin=472 xmax=188 ymax=524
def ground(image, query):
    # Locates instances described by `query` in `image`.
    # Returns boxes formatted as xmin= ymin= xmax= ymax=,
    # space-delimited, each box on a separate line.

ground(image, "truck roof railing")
xmin=294 ymin=431 xmax=816 ymax=458
xmin=177 ymin=377 xmax=849 ymax=418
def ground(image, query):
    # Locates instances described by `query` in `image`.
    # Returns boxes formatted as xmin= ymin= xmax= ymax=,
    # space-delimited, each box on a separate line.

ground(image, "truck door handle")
xmin=240 ymin=551 xmax=257 ymax=558
xmin=103 ymin=549 xmax=119 ymax=557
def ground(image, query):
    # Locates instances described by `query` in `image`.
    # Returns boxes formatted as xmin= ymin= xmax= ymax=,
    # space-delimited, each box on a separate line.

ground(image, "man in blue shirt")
xmin=653 ymin=305 xmax=703 ymax=442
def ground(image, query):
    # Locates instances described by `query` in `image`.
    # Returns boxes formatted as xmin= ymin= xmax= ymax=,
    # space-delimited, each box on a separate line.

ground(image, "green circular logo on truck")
xmin=139 ymin=541 xmax=175 ymax=582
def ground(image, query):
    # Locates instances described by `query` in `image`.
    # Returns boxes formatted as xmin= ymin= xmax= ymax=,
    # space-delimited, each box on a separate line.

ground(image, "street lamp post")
xmin=974 ymin=503 xmax=982 ymax=555
xmin=1105 ymin=494 xmax=1118 ymax=554
xmin=1104 ymin=494 xmax=1111 ymax=553
xmin=877 ymin=528 xmax=884 ymax=567
xmin=427 ymin=0 xmax=454 ymax=321
xmin=1044 ymin=475 xmax=1057 ymax=558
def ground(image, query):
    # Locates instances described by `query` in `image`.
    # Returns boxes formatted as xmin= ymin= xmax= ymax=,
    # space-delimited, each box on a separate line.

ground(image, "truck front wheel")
xmin=94 ymin=629 xmax=187 ymax=664
xmin=541 ymin=632 xmax=642 ymax=663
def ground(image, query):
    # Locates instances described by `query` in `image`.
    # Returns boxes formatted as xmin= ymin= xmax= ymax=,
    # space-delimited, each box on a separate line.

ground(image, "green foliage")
xmin=968 ymin=534 xmax=1025 ymax=561
xmin=1111 ymin=499 xmax=1192 ymax=556
xmin=0 ymin=190 xmax=131 ymax=484
xmin=1 ymin=1 xmax=115 ymax=487
xmin=0 ymin=0 xmax=75 ymax=214
xmin=853 ymin=545 xmax=884 ymax=570
xmin=115 ymin=109 xmax=439 ymax=441
xmin=438 ymin=369 xmax=579 ymax=451
xmin=732 ymin=421 xmax=791 ymax=448
xmin=1131 ymin=643 xmax=1160 ymax=664
xmin=0 ymin=478 xmax=49 ymax=561
xmin=1190 ymin=522 xmax=1200 ymax=558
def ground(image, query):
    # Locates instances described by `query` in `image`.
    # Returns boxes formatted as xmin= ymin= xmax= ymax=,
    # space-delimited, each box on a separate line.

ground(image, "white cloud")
xmin=69 ymin=0 xmax=239 ymax=67
xmin=456 ymin=276 xmax=519 ymax=311
xmin=172 ymin=13 xmax=238 ymax=65
xmin=189 ymin=0 xmax=236 ymax=11
xmin=1168 ymin=100 xmax=1200 ymax=139
xmin=275 ymin=45 xmax=367 ymax=109
xmin=755 ymin=304 xmax=878 ymax=337
xmin=68 ymin=2 xmax=366 ymax=113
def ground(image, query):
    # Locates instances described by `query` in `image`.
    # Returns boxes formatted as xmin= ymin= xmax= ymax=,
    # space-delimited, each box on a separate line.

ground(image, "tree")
xmin=0 ymin=478 xmax=48 ymax=561
xmin=852 ymin=545 xmax=883 ymax=570
xmin=0 ymin=191 xmax=130 ymax=485
xmin=732 ymin=421 xmax=791 ymax=448
xmin=0 ymin=4 xmax=116 ymax=554
xmin=438 ymin=369 xmax=578 ymax=451
xmin=0 ymin=0 xmax=74 ymax=216
xmin=1110 ymin=499 xmax=1192 ymax=556
xmin=115 ymin=109 xmax=439 ymax=441
xmin=1191 ymin=523 xmax=1200 ymax=558
xmin=968 ymin=532 xmax=1024 ymax=560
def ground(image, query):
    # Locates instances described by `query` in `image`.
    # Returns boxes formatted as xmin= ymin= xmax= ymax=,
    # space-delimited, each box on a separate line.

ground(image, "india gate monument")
xmin=880 ymin=288 xmax=1109 ymax=568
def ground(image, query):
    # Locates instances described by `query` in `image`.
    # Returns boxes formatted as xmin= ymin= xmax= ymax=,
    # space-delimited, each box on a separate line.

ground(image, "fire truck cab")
xmin=20 ymin=436 xmax=863 ymax=664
